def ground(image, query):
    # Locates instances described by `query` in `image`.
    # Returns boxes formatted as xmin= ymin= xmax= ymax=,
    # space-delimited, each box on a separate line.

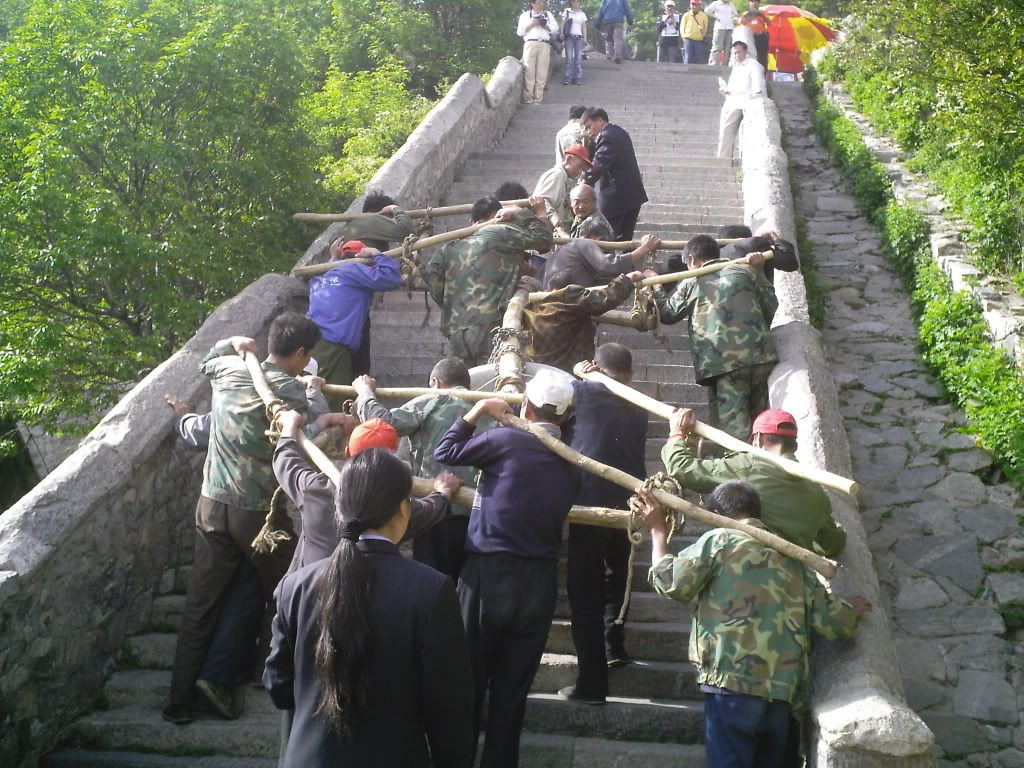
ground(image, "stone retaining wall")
xmin=821 ymin=81 xmax=1024 ymax=368
xmin=741 ymin=92 xmax=935 ymax=766
xmin=0 ymin=275 xmax=307 ymax=768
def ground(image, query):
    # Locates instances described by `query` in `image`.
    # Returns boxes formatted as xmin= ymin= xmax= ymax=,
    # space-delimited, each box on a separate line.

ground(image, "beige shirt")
xmin=532 ymin=165 xmax=573 ymax=230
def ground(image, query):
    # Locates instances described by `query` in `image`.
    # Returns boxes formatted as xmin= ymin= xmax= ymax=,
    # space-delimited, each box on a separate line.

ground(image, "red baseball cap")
xmin=563 ymin=144 xmax=592 ymax=166
xmin=339 ymin=240 xmax=367 ymax=256
xmin=751 ymin=409 xmax=799 ymax=438
xmin=348 ymin=419 xmax=399 ymax=455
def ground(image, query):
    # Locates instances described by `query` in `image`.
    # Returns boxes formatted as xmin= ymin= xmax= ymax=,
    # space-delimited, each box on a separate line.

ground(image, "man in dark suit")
xmin=581 ymin=107 xmax=649 ymax=241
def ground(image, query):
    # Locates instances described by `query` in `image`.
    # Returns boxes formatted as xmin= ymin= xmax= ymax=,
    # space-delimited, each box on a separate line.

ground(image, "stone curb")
xmin=740 ymin=92 xmax=935 ymax=764
xmin=821 ymin=81 xmax=1024 ymax=368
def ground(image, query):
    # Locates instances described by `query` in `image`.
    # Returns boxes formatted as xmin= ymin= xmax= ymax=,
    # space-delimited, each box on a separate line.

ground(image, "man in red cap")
xmin=660 ymin=406 xmax=846 ymax=557
xmin=532 ymin=144 xmax=592 ymax=238
xmin=307 ymin=241 xmax=401 ymax=410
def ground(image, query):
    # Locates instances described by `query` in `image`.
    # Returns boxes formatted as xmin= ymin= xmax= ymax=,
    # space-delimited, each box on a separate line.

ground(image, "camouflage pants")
xmin=448 ymin=325 xmax=494 ymax=368
xmin=706 ymin=362 xmax=774 ymax=441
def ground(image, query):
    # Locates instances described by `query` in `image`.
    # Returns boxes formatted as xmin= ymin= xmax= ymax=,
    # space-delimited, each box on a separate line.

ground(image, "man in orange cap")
xmin=661 ymin=406 xmax=846 ymax=556
xmin=532 ymin=144 xmax=592 ymax=238
xmin=307 ymin=240 xmax=401 ymax=410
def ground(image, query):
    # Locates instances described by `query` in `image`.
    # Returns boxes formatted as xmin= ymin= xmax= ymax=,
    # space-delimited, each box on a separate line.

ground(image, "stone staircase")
xmin=45 ymin=59 xmax=740 ymax=767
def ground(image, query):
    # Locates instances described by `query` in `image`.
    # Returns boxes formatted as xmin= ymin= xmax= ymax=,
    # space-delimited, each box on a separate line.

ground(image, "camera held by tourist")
xmin=656 ymin=1 xmax=683 ymax=63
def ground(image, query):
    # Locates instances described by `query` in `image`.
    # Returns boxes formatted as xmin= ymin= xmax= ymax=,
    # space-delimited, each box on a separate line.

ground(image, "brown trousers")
xmin=168 ymin=496 xmax=295 ymax=708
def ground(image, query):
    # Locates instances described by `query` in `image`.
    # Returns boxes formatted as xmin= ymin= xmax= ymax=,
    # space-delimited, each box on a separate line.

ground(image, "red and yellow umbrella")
xmin=761 ymin=4 xmax=836 ymax=74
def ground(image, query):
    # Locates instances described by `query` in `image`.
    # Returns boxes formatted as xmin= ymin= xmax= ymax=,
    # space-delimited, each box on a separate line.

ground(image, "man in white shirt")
xmin=656 ymin=1 xmax=682 ymax=63
xmin=517 ymin=0 xmax=560 ymax=105
xmin=705 ymin=0 xmax=737 ymax=65
xmin=555 ymin=106 xmax=588 ymax=164
xmin=717 ymin=40 xmax=766 ymax=159
xmin=533 ymin=145 xmax=592 ymax=236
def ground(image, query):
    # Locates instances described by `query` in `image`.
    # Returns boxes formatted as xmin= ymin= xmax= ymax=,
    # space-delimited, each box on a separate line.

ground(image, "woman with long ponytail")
xmin=265 ymin=448 xmax=474 ymax=767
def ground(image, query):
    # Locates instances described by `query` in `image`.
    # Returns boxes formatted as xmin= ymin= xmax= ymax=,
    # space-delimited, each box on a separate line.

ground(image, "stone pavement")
xmin=773 ymin=85 xmax=1024 ymax=768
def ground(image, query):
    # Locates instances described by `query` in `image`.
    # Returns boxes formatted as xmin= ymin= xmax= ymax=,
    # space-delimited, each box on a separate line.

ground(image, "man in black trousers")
xmin=434 ymin=370 xmax=581 ymax=768
xmin=560 ymin=343 xmax=649 ymax=704
xmin=581 ymin=107 xmax=649 ymax=241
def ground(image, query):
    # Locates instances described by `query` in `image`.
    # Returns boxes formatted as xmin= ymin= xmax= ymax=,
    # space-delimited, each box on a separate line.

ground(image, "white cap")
xmin=302 ymin=357 xmax=319 ymax=377
xmin=525 ymin=369 xmax=574 ymax=416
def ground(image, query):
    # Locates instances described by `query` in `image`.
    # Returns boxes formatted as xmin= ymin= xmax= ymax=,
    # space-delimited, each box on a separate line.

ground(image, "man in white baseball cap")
xmin=434 ymin=367 xmax=579 ymax=767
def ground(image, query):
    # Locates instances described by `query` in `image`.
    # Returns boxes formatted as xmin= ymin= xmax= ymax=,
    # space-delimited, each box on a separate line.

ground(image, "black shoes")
xmin=160 ymin=704 xmax=192 ymax=725
xmin=607 ymin=652 xmax=633 ymax=669
xmin=558 ymin=685 xmax=607 ymax=705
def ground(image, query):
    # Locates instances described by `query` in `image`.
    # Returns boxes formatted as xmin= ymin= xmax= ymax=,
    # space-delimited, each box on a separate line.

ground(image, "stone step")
xmin=60 ymin=714 xmax=705 ymax=767
xmin=465 ymin=154 xmax=737 ymax=170
xmin=523 ymin=693 xmax=703 ymax=743
xmin=547 ymin=620 xmax=690 ymax=662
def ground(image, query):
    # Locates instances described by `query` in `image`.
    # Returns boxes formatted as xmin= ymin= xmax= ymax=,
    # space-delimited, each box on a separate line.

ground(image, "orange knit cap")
xmin=348 ymin=418 xmax=399 ymax=455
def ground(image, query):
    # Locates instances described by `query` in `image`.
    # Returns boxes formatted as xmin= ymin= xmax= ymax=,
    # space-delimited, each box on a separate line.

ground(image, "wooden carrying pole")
xmin=497 ymin=410 xmax=838 ymax=578
xmin=323 ymin=385 xmax=524 ymax=405
xmin=409 ymin=477 xmax=630 ymax=530
xmin=526 ymin=251 xmax=774 ymax=304
xmin=551 ymin=236 xmax=741 ymax=251
xmin=293 ymin=199 xmax=532 ymax=224
xmin=292 ymin=221 xmax=491 ymax=278
xmin=496 ymin=288 xmax=530 ymax=394
xmin=573 ymin=365 xmax=859 ymax=496
xmin=243 ymin=352 xmax=629 ymax=529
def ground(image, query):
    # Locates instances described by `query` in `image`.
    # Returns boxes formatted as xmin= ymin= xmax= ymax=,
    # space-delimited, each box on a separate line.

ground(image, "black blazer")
xmin=264 ymin=539 xmax=475 ymax=768
xmin=585 ymin=123 xmax=649 ymax=218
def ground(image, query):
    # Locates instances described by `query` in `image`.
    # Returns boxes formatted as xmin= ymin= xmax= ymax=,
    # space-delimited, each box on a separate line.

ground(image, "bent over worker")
xmin=654 ymin=234 xmax=778 ymax=440
xmin=639 ymin=481 xmax=870 ymax=768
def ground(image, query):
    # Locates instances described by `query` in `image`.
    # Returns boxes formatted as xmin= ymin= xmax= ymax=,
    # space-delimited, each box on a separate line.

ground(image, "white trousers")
xmin=522 ymin=41 xmax=551 ymax=103
xmin=718 ymin=104 xmax=745 ymax=159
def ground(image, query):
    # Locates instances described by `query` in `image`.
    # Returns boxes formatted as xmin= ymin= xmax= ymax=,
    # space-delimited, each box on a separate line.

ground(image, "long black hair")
xmin=313 ymin=448 xmax=412 ymax=738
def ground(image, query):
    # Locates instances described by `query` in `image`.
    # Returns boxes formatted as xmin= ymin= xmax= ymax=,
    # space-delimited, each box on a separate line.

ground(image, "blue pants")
xmin=563 ymin=36 xmax=584 ymax=84
xmin=704 ymin=691 xmax=791 ymax=768
xmin=684 ymin=38 xmax=707 ymax=64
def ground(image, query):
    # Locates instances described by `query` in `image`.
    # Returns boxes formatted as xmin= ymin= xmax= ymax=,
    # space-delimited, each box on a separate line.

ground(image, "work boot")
xmin=195 ymin=679 xmax=241 ymax=720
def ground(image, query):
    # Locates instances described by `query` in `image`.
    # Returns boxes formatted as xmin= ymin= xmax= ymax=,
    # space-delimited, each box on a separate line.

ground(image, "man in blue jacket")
xmin=306 ymin=240 xmax=401 ymax=410
xmin=595 ymin=0 xmax=634 ymax=63
xmin=435 ymin=370 xmax=581 ymax=768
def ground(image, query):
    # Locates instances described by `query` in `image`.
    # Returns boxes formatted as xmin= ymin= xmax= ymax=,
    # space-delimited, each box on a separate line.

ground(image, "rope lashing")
xmin=415 ymin=206 xmax=434 ymax=237
xmin=615 ymin=472 xmax=684 ymax=627
xmin=252 ymin=485 xmax=296 ymax=555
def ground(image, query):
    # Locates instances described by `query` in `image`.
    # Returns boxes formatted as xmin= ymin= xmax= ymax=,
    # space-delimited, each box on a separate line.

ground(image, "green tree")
xmin=0 ymin=0 xmax=322 ymax=427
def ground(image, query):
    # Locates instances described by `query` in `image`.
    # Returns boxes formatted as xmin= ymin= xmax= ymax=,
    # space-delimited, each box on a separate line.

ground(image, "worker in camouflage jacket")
xmin=523 ymin=271 xmax=640 ymax=372
xmin=653 ymin=233 xmax=778 ymax=440
xmin=424 ymin=195 xmax=554 ymax=366
xmin=352 ymin=357 xmax=494 ymax=578
xmin=637 ymin=480 xmax=871 ymax=767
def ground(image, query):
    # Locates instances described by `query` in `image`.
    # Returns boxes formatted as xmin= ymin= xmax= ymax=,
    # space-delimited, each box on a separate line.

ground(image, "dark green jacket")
xmin=662 ymin=437 xmax=846 ymax=557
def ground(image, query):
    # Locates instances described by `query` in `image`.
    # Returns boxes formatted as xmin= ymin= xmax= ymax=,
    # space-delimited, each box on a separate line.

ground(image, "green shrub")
xmin=806 ymin=66 xmax=1024 ymax=481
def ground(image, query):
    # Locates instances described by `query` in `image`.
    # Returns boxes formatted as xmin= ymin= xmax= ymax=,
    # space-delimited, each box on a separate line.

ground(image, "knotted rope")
xmin=488 ymin=325 xmax=532 ymax=392
xmin=631 ymin=284 xmax=672 ymax=351
xmin=250 ymin=400 xmax=297 ymax=555
xmin=615 ymin=472 xmax=684 ymax=627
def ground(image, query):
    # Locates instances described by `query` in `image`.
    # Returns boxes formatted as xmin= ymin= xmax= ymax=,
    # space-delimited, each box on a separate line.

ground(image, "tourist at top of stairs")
xmin=639 ymin=480 xmax=871 ymax=768
xmin=717 ymin=39 xmax=766 ymax=159
xmin=706 ymin=0 xmax=737 ymax=65
xmin=680 ymin=0 xmax=710 ymax=65
xmin=518 ymin=0 xmax=559 ymax=105
xmin=595 ymin=0 xmax=634 ymax=64
xmin=561 ymin=0 xmax=588 ymax=86
xmin=656 ymin=1 xmax=683 ymax=63
xmin=581 ymin=107 xmax=649 ymax=241
xmin=265 ymin=448 xmax=476 ymax=768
